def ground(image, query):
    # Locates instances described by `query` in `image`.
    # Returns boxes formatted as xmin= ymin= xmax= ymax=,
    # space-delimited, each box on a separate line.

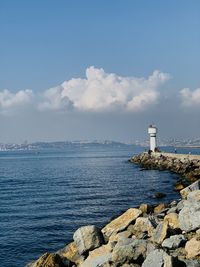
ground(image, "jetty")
xmin=130 ymin=152 xmax=200 ymax=187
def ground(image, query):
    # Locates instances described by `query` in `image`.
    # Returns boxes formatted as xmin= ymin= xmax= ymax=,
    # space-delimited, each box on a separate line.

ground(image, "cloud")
xmin=180 ymin=87 xmax=200 ymax=107
xmin=0 ymin=89 xmax=33 ymax=113
xmin=38 ymin=86 xmax=73 ymax=111
xmin=0 ymin=67 xmax=171 ymax=114
xmin=39 ymin=67 xmax=171 ymax=112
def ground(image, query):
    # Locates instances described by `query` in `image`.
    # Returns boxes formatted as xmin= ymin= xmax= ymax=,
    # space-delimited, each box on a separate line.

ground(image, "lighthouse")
xmin=148 ymin=124 xmax=157 ymax=152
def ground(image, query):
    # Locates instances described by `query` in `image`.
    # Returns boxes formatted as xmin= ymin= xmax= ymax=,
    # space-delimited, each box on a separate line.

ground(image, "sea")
xmin=1 ymin=144 xmax=200 ymax=267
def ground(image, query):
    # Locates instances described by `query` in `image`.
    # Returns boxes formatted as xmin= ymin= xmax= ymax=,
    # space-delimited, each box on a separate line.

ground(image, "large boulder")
xmin=185 ymin=237 xmax=200 ymax=258
xmin=73 ymin=225 xmax=104 ymax=255
xmin=180 ymin=180 xmax=200 ymax=199
xmin=179 ymin=190 xmax=200 ymax=232
xmin=164 ymin=213 xmax=180 ymax=229
xmin=102 ymin=208 xmax=142 ymax=238
xmin=142 ymin=249 xmax=174 ymax=267
xmin=128 ymin=217 xmax=154 ymax=238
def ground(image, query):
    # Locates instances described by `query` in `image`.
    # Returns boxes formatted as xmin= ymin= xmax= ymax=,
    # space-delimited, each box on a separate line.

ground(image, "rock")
xmin=129 ymin=217 xmax=154 ymax=238
xmin=154 ymin=203 xmax=166 ymax=214
xmin=164 ymin=213 xmax=180 ymax=229
xmin=162 ymin=234 xmax=186 ymax=249
xmin=57 ymin=242 xmax=84 ymax=265
xmin=33 ymin=253 xmax=70 ymax=267
xmin=185 ymin=237 xmax=200 ymax=258
xmin=152 ymin=221 xmax=168 ymax=244
xmin=139 ymin=203 xmax=152 ymax=214
xmin=142 ymin=249 xmax=174 ymax=267
xmin=102 ymin=208 xmax=142 ymax=238
xmin=180 ymin=180 xmax=200 ymax=199
xmin=154 ymin=192 xmax=166 ymax=199
xmin=179 ymin=191 xmax=200 ymax=232
xmin=115 ymin=237 xmax=135 ymax=247
xmin=73 ymin=225 xmax=104 ymax=255
xmin=112 ymin=239 xmax=147 ymax=265
xmin=108 ymin=230 xmax=132 ymax=245
xmin=174 ymin=182 xmax=184 ymax=191
xmin=80 ymin=244 xmax=112 ymax=267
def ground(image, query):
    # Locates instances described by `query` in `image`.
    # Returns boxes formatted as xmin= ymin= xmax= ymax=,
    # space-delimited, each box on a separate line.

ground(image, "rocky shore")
xmin=26 ymin=152 xmax=200 ymax=267
xmin=130 ymin=152 xmax=200 ymax=191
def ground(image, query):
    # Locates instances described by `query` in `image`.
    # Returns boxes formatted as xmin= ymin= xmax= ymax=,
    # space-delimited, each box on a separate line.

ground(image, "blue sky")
xmin=0 ymin=0 xmax=200 ymax=142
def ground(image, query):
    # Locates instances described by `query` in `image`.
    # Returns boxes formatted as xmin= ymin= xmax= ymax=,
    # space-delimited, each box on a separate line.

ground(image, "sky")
xmin=0 ymin=0 xmax=200 ymax=143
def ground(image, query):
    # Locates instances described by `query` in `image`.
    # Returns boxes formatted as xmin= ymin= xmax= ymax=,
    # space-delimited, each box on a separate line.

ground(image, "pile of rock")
xmin=130 ymin=152 xmax=200 ymax=183
xmin=27 ymin=185 xmax=200 ymax=267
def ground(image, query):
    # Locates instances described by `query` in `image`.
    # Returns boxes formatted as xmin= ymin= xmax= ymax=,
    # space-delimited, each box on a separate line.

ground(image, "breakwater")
xmin=26 ymin=152 xmax=200 ymax=267
xmin=130 ymin=152 xmax=200 ymax=185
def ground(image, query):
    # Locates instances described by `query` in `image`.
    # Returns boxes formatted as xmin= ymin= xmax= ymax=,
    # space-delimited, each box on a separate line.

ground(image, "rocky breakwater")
xmin=27 ymin=183 xmax=200 ymax=267
xmin=130 ymin=152 xmax=200 ymax=190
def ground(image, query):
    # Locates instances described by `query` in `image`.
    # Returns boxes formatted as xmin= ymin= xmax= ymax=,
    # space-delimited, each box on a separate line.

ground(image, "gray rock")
xmin=179 ymin=191 xmax=200 ymax=232
xmin=112 ymin=239 xmax=147 ymax=265
xmin=152 ymin=221 xmax=168 ymax=244
xmin=162 ymin=234 xmax=186 ymax=249
xmin=129 ymin=217 xmax=154 ymax=238
xmin=142 ymin=249 xmax=174 ymax=267
xmin=73 ymin=225 xmax=104 ymax=255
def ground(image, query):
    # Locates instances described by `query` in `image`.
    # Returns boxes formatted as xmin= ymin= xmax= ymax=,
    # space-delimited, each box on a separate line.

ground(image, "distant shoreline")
xmin=175 ymin=145 xmax=200 ymax=148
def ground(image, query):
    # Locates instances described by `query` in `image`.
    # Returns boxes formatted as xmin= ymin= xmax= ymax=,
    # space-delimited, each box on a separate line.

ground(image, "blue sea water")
xmin=0 ymin=144 xmax=199 ymax=267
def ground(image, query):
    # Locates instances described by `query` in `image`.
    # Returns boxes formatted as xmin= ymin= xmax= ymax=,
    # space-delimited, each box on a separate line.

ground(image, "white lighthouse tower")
xmin=148 ymin=124 xmax=157 ymax=152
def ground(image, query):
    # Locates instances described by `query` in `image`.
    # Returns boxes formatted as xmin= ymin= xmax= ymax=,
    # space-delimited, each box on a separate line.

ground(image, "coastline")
xmin=26 ymin=152 xmax=200 ymax=267
xmin=130 ymin=152 xmax=200 ymax=189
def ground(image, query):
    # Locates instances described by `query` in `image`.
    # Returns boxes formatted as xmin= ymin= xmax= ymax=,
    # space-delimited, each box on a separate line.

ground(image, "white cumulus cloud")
xmin=39 ymin=66 xmax=171 ymax=112
xmin=180 ymin=87 xmax=200 ymax=107
xmin=38 ymin=86 xmax=73 ymax=111
xmin=0 ymin=89 xmax=33 ymax=113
